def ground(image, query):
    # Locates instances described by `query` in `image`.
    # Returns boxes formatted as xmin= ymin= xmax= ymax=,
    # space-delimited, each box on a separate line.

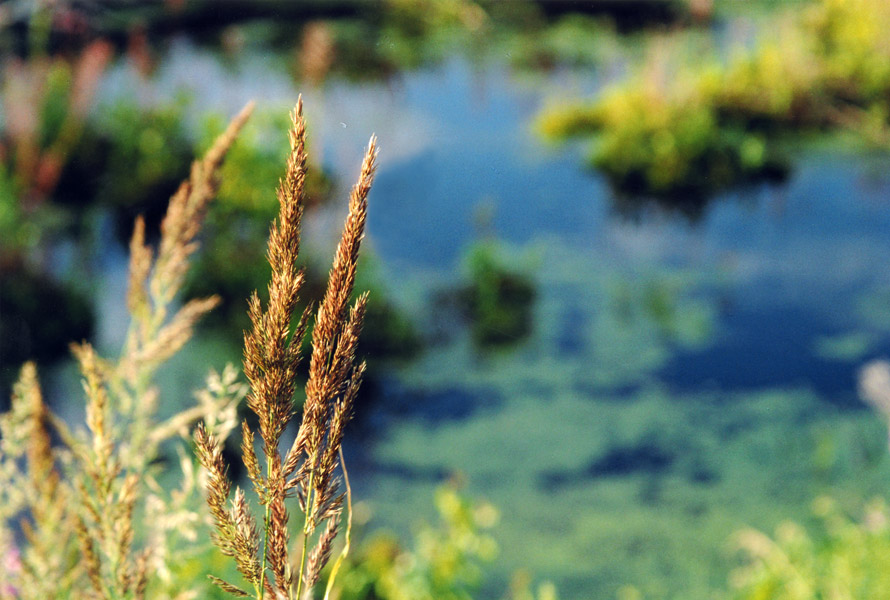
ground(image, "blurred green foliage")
xmin=0 ymin=262 xmax=94 ymax=394
xmin=0 ymin=42 xmax=111 ymax=382
xmin=198 ymin=109 xmax=332 ymax=218
xmin=0 ymin=92 xmax=193 ymax=388
xmin=292 ymin=0 xmax=488 ymax=82
xmin=0 ymin=166 xmax=50 ymax=254
xmin=610 ymin=275 xmax=713 ymax=348
xmin=537 ymin=0 xmax=890 ymax=199
xmin=729 ymin=497 xmax=890 ymax=600
xmin=58 ymin=97 xmax=193 ymax=230
xmin=539 ymin=83 xmax=784 ymax=198
xmin=354 ymin=255 xmax=424 ymax=361
xmin=38 ymin=61 xmax=75 ymax=148
xmin=96 ymin=100 xmax=192 ymax=210
xmin=337 ymin=485 xmax=500 ymax=600
xmin=462 ymin=241 xmax=536 ymax=348
xmin=497 ymin=14 xmax=619 ymax=72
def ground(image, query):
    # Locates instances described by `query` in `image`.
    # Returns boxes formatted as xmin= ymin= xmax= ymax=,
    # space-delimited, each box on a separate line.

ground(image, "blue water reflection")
xmin=332 ymin=55 xmax=890 ymax=597
xmin=97 ymin=38 xmax=890 ymax=598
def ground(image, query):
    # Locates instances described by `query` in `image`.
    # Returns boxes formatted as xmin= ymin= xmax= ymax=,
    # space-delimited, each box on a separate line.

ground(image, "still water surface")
xmin=92 ymin=39 xmax=890 ymax=598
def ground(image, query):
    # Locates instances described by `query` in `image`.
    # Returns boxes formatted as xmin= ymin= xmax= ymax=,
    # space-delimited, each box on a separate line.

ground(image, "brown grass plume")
xmin=1 ymin=102 xmax=253 ymax=600
xmin=195 ymin=96 xmax=377 ymax=600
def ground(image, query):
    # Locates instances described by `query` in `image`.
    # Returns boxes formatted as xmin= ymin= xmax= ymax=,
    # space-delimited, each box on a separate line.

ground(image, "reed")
xmin=194 ymin=97 xmax=376 ymax=600
xmin=0 ymin=93 xmax=375 ymax=599
xmin=0 ymin=102 xmax=253 ymax=599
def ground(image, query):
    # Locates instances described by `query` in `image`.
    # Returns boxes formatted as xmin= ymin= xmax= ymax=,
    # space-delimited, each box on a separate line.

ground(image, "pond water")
xmin=336 ymin=63 xmax=890 ymax=598
xmin=67 ymin=32 xmax=890 ymax=599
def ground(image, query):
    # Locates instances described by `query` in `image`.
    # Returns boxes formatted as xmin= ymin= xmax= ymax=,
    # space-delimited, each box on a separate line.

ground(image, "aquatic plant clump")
xmin=537 ymin=0 xmax=890 ymax=199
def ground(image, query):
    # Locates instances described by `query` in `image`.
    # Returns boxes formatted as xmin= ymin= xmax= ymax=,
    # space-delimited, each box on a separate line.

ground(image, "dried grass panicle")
xmin=195 ymin=424 xmax=236 ymax=553
xmin=303 ymin=515 xmax=339 ymax=592
xmin=234 ymin=99 xmax=313 ymax=599
xmin=1 ymin=365 xmax=41 ymax=522
xmin=127 ymin=215 xmax=152 ymax=318
xmin=1 ymin=103 xmax=254 ymax=600
xmin=197 ymin=97 xmax=376 ymax=600
xmin=1 ymin=96 xmax=370 ymax=600
xmin=132 ymin=551 xmax=149 ymax=600
xmin=150 ymin=101 xmax=255 ymax=308
xmin=300 ymin=141 xmax=375 ymax=453
xmin=75 ymin=515 xmax=104 ymax=595
xmin=71 ymin=343 xmax=114 ymax=482
xmin=73 ymin=339 xmax=184 ymax=597
xmin=83 ymin=101 xmax=251 ymax=598
xmin=122 ymin=101 xmax=254 ymax=432
xmin=0 ymin=363 xmax=77 ymax=598
xmin=241 ymin=420 xmax=265 ymax=499
xmin=209 ymin=575 xmax=252 ymax=598
xmin=231 ymin=489 xmax=261 ymax=577
xmin=242 ymin=97 xmax=310 ymax=457
xmin=269 ymin=489 xmax=293 ymax=593
xmin=21 ymin=363 xmax=57 ymax=500
xmin=131 ymin=295 xmax=222 ymax=369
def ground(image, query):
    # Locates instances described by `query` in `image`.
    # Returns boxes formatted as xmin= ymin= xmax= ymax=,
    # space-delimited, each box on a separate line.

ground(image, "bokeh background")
xmin=3 ymin=0 xmax=890 ymax=598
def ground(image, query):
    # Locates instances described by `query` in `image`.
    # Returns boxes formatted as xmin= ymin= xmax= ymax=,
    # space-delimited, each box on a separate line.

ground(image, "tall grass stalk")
xmin=0 ymin=101 xmax=254 ymax=599
xmin=194 ymin=96 xmax=377 ymax=600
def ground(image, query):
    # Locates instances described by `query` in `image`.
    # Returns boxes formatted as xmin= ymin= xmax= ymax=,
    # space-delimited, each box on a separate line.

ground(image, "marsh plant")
xmin=0 ymin=99 xmax=254 ymax=600
xmin=537 ymin=0 xmax=890 ymax=199
xmin=195 ymin=98 xmax=376 ymax=600
xmin=0 ymin=96 xmax=377 ymax=600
